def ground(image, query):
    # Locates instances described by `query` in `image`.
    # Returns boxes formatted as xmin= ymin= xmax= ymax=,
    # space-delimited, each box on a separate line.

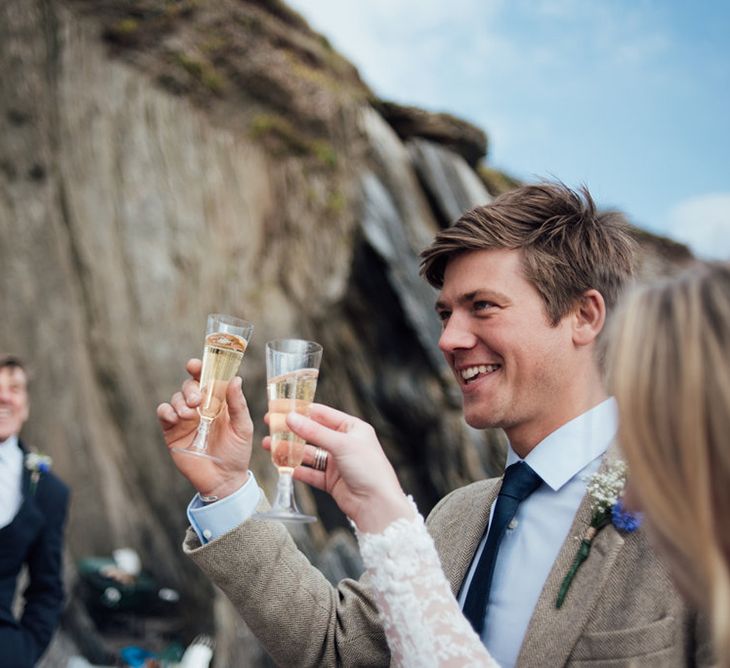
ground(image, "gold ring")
xmin=312 ymin=447 xmax=328 ymax=471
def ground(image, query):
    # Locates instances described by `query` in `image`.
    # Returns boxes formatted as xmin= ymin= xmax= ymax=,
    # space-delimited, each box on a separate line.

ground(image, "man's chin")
xmin=462 ymin=410 xmax=499 ymax=431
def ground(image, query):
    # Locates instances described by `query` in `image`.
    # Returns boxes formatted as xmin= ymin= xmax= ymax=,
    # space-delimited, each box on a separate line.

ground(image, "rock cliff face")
xmin=0 ymin=1 xmax=692 ymax=665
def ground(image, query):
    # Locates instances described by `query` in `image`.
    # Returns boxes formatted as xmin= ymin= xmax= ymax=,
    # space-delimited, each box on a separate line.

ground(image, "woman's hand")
xmin=282 ymin=403 xmax=414 ymax=533
xmin=156 ymin=358 xmax=253 ymax=500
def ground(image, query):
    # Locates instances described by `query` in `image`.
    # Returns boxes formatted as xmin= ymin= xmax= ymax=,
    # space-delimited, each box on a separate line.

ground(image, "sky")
xmin=288 ymin=0 xmax=730 ymax=259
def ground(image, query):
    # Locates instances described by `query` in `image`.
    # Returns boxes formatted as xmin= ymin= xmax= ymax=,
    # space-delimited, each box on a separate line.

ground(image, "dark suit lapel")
xmin=19 ymin=440 xmax=43 ymax=517
xmin=516 ymin=480 xmax=626 ymax=667
xmin=20 ymin=453 xmax=43 ymax=524
xmin=21 ymin=465 xmax=34 ymax=499
xmin=19 ymin=439 xmax=34 ymax=499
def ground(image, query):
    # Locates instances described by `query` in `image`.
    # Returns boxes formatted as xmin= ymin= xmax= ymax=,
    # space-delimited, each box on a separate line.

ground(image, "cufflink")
xmin=508 ymin=519 xmax=518 ymax=530
xmin=202 ymin=529 xmax=212 ymax=540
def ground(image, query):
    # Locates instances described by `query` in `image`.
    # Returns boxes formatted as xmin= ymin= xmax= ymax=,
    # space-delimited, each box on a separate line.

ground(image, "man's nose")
xmin=438 ymin=315 xmax=476 ymax=353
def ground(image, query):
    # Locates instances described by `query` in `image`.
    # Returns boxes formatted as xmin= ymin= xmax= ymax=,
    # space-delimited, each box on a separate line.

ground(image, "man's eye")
xmin=473 ymin=301 xmax=493 ymax=312
xmin=437 ymin=310 xmax=451 ymax=322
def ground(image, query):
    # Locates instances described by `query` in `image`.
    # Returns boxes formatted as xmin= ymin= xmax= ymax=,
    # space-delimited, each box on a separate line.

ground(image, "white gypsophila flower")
xmin=25 ymin=452 xmax=53 ymax=472
xmin=585 ymin=459 xmax=627 ymax=515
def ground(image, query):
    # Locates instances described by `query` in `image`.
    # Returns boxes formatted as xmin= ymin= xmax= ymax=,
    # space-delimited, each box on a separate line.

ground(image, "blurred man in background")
xmin=0 ymin=355 xmax=69 ymax=668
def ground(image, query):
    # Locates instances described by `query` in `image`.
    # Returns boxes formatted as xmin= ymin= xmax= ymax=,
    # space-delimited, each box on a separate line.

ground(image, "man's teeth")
xmin=460 ymin=365 xmax=499 ymax=381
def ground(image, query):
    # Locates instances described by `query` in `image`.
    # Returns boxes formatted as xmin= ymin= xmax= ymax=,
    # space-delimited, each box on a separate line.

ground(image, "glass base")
xmin=254 ymin=508 xmax=317 ymax=523
xmin=254 ymin=472 xmax=317 ymax=524
xmin=171 ymin=418 xmax=222 ymax=463
xmin=170 ymin=446 xmax=223 ymax=464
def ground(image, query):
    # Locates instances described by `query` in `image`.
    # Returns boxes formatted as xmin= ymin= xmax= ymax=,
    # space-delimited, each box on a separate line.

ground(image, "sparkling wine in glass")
xmin=172 ymin=313 xmax=253 ymax=463
xmin=255 ymin=339 xmax=323 ymax=523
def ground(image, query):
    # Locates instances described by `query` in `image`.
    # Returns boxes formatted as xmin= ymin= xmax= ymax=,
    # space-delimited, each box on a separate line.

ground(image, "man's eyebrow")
xmin=435 ymin=291 xmax=478 ymax=312
xmin=435 ymin=289 xmax=510 ymax=312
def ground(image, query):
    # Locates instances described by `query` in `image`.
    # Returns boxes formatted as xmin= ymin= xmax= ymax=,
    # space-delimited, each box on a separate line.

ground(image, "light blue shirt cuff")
xmin=187 ymin=471 xmax=262 ymax=544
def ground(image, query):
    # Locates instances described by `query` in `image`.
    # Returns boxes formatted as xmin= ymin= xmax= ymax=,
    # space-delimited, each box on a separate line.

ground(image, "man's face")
xmin=436 ymin=248 xmax=577 ymax=449
xmin=0 ymin=366 xmax=30 ymax=441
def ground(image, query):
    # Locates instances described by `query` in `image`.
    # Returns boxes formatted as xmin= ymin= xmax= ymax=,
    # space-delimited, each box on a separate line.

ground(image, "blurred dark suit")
xmin=0 ymin=440 xmax=69 ymax=668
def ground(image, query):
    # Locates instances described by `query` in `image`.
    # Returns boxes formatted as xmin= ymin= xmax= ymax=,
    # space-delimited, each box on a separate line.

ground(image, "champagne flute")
xmin=172 ymin=313 xmax=254 ymax=463
xmin=255 ymin=339 xmax=323 ymax=523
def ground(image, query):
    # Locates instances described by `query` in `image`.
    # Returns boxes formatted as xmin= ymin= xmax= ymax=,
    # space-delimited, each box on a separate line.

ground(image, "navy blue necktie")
xmin=463 ymin=461 xmax=542 ymax=635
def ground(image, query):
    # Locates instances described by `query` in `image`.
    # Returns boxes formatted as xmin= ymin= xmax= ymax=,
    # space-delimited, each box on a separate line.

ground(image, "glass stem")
xmin=192 ymin=417 xmax=212 ymax=452
xmin=272 ymin=471 xmax=295 ymax=511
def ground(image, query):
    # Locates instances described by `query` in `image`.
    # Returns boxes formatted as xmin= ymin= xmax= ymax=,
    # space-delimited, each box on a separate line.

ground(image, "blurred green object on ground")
xmin=77 ymin=557 xmax=160 ymax=613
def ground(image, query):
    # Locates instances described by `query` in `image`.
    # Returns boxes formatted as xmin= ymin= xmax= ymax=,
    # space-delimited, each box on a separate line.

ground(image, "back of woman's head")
xmin=607 ymin=261 xmax=730 ymax=664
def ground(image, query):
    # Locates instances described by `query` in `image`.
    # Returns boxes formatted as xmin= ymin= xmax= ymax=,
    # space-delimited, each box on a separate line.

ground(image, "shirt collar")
xmin=0 ymin=434 xmax=21 ymax=465
xmin=0 ymin=434 xmax=19 ymax=452
xmin=505 ymin=397 xmax=617 ymax=492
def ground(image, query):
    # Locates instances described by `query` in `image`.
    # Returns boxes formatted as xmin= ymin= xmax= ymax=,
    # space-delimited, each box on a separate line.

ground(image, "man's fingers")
xmin=227 ymin=377 xmax=253 ymax=438
xmin=186 ymin=358 xmax=202 ymax=381
xmin=262 ymin=435 xmax=272 ymax=452
xmin=226 ymin=376 xmax=246 ymax=414
xmin=182 ymin=378 xmax=201 ymax=406
xmin=156 ymin=402 xmax=179 ymax=430
xmin=171 ymin=391 xmax=197 ymax=419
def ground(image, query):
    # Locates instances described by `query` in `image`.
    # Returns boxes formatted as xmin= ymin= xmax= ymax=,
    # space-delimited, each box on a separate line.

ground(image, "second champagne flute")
xmin=172 ymin=313 xmax=254 ymax=463
xmin=255 ymin=338 xmax=323 ymax=523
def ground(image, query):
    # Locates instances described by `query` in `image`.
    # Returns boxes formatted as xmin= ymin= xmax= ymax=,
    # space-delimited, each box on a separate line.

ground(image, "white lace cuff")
xmin=355 ymin=497 xmax=498 ymax=668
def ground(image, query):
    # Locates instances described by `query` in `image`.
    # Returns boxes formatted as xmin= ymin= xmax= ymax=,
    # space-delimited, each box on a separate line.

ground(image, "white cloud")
xmin=666 ymin=194 xmax=730 ymax=260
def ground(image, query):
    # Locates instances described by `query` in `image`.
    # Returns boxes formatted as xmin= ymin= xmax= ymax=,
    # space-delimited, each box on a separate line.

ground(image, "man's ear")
xmin=572 ymin=289 xmax=606 ymax=346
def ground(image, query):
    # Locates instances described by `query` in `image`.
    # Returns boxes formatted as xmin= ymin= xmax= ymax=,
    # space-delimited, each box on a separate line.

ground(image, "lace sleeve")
xmin=356 ymin=498 xmax=499 ymax=668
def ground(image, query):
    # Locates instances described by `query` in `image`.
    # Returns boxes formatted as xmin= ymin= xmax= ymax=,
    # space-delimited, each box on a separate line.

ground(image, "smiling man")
xmin=161 ymin=182 xmax=710 ymax=667
xmin=0 ymin=356 xmax=69 ymax=668
xmin=416 ymin=186 xmax=711 ymax=665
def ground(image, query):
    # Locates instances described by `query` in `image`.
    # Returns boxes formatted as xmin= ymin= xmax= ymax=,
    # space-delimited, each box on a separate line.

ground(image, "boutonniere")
xmin=555 ymin=459 xmax=641 ymax=608
xmin=25 ymin=452 xmax=53 ymax=495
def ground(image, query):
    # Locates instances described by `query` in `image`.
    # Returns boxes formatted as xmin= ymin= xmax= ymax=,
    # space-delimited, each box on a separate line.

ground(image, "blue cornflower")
xmin=611 ymin=498 xmax=642 ymax=533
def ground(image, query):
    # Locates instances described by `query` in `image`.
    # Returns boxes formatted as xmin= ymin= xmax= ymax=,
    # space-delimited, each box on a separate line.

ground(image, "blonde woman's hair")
xmin=608 ymin=261 xmax=730 ymax=665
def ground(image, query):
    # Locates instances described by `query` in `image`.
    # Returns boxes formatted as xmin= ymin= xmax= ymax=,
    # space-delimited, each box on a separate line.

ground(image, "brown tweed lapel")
xmin=434 ymin=480 xmax=502 ymax=597
xmin=516 ymin=465 xmax=626 ymax=667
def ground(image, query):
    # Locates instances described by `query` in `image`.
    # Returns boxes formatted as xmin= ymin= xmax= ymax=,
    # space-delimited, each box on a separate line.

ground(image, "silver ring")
xmin=312 ymin=447 xmax=328 ymax=472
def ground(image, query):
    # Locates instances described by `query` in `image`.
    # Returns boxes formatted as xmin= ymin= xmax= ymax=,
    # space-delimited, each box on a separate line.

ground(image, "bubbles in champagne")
xmin=198 ymin=333 xmax=247 ymax=419
xmin=267 ymin=369 xmax=319 ymax=471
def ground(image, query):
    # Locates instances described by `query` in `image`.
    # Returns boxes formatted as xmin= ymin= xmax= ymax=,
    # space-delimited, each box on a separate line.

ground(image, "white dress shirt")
xmin=0 ymin=435 xmax=24 ymax=529
xmin=457 ymin=398 xmax=617 ymax=668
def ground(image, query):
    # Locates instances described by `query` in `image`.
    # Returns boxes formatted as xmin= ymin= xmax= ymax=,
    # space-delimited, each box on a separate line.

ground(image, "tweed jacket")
xmin=0 ymin=441 xmax=69 ymax=668
xmin=185 ymin=477 xmax=712 ymax=667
